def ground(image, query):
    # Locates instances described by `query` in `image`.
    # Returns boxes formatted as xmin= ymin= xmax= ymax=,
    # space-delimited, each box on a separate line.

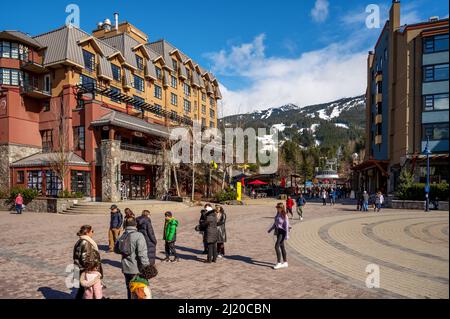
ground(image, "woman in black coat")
xmin=136 ymin=210 xmax=157 ymax=265
xmin=199 ymin=209 xmax=208 ymax=254
xmin=215 ymin=205 xmax=227 ymax=257
xmin=200 ymin=205 xmax=218 ymax=263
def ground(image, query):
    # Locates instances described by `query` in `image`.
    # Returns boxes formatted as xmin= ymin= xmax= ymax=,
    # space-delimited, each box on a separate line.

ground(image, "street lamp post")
xmin=423 ymin=137 xmax=431 ymax=212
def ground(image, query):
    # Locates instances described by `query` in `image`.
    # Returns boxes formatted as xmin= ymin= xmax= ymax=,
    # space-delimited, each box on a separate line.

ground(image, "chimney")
xmin=114 ymin=13 xmax=119 ymax=31
xmin=429 ymin=16 xmax=439 ymax=22
xmin=389 ymin=0 xmax=401 ymax=32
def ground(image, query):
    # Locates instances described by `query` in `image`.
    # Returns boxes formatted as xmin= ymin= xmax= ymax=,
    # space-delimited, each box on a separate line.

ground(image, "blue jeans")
xmin=15 ymin=204 xmax=23 ymax=214
xmin=363 ymin=201 xmax=368 ymax=211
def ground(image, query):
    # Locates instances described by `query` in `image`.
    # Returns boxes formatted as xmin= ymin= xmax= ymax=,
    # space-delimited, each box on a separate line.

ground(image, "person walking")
xmin=321 ymin=189 xmax=327 ymax=206
xmin=374 ymin=191 xmax=384 ymax=213
xmin=286 ymin=196 xmax=294 ymax=218
xmin=108 ymin=205 xmax=123 ymax=252
xmin=73 ymin=225 xmax=103 ymax=299
xmin=362 ymin=191 xmax=369 ymax=212
xmin=136 ymin=210 xmax=158 ymax=265
xmin=162 ymin=211 xmax=179 ymax=263
xmin=268 ymin=203 xmax=290 ymax=270
xmin=330 ymin=189 xmax=336 ymax=206
xmin=200 ymin=205 xmax=218 ymax=263
xmin=123 ymin=208 xmax=135 ymax=229
xmin=114 ymin=217 xmax=150 ymax=299
xmin=215 ymin=205 xmax=227 ymax=258
xmin=198 ymin=209 xmax=208 ymax=255
xmin=15 ymin=193 xmax=23 ymax=214
xmin=296 ymin=193 xmax=306 ymax=220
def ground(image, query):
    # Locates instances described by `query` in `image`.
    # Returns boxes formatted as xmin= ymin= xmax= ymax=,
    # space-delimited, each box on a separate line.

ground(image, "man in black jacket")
xmin=200 ymin=204 xmax=218 ymax=263
xmin=108 ymin=205 xmax=123 ymax=252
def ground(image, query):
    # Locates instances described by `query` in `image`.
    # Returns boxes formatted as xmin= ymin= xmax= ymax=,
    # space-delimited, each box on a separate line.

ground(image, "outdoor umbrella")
xmin=248 ymin=180 xmax=269 ymax=185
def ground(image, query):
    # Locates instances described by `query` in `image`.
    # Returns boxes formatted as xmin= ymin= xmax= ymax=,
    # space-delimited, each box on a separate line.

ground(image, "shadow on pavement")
xmin=102 ymin=259 xmax=122 ymax=269
xmin=176 ymin=245 xmax=205 ymax=255
xmin=38 ymin=287 xmax=76 ymax=299
xmin=98 ymin=244 xmax=111 ymax=252
xmin=225 ymin=255 xmax=274 ymax=268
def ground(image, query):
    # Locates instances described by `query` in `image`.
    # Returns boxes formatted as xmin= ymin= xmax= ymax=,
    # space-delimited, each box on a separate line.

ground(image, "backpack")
xmin=114 ymin=230 xmax=134 ymax=257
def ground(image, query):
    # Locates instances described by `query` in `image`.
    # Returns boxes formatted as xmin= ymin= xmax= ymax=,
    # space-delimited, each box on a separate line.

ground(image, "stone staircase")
xmin=62 ymin=200 xmax=191 ymax=215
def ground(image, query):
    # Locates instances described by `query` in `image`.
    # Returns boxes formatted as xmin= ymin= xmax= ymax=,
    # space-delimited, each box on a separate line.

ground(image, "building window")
xmin=156 ymin=67 xmax=162 ymax=80
xmin=210 ymin=97 xmax=215 ymax=107
xmin=73 ymin=126 xmax=85 ymax=150
xmin=45 ymin=170 xmax=62 ymax=197
xmin=0 ymin=41 xmax=25 ymax=59
xmin=71 ymin=171 xmax=91 ymax=196
xmin=377 ymin=102 xmax=382 ymax=115
xmin=17 ymin=171 xmax=24 ymax=184
xmin=110 ymin=86 xmax=121 ymax=103
xmin=133 ymin=75 xmax=145 ymax=92
xmin=111 ymin=64 xmax=121 ymax=82
xmin=423 ymin=93 xmax=449 ymax=111
xmin=424 ymin=34 xmax=449 ymax=54
xmin=0 ymin=68 xmax=22 ymax=86
xmin=184 ymin=99 xmax=191 ymax=113
xmin=27 ymin=171 xmax=43 ymax=192
xmin=201 ymin=118 xmax=206 ymax=127
xmin=171 ymin=75 xmax=177 ymax=88
xmin=202 ymin=93 xmax=206 ymax=102
xmin=210 ymin=121 xmax=214 ymax=128
xmin=42 ymin=101 xmax=50 ymax=112
xmin=384 ymin=48 xmax=388 ymax=61
xmin=376 ymin=82 xmax=382 ymax=94
xmin=41 ymin=130 xmax=53 ymax=152
xmin=210 ymin=108 xmax=215 ymax=118
xmin=136 ymin=55 xmax=144 ymax=71
xmin=79 ymin=74 xmax=96 ymax=88
xmin=423 ymin=63 xmax=449 ymax=82
xmin=155 ymin=104 xmax=163 ymax=117
xmin=82 ymin=50 xmax=95 ymax=73
xmin=172 ymin=59 xmax=178 ymax=71
xmin=154 ymin=85 xmax=162 ymax=99
xmin=170 ymin=110 xmax=178 ymax=120
xmin=171 ymin=93 xmax=178 ymax=106
xmin=1 ymin=41 xmax=11 ymax=58
xmin=202 ymin=104 xmax=206 ymax=114
xmin=184 ymin=83 xmax=191 ymax=96
xmin=423 ymin=123 xmax=449 ymax=141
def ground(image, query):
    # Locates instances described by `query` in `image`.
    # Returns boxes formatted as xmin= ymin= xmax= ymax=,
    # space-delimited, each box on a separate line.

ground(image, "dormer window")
xmin=172 ymin=59 xmax=178 ymax=71
xmin=82 ymin=50 xmax=95 ymax=72
xmin=136 ymin=55 xmax=144 ymax=71
xmin=155 ymin=67 xmax=162 ymax=80
xmin=111 ymin=64 xmax=121 ymax=82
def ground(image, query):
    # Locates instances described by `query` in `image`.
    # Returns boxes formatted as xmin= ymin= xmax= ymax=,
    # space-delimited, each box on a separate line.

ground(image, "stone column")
xmin=0 ymin=145 xmax=10 ymax=192
xmin=101 ymin=139 xmax=122 ymax=202
xmin=155 ymin=164 xmax=170 ymax=197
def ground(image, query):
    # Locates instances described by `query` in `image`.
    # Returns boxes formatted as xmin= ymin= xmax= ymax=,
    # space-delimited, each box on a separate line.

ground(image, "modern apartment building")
xmin=0 ymin=15 xmax=222 ymax=201
xmin=353 ymin=0 xmax=449 ymax=194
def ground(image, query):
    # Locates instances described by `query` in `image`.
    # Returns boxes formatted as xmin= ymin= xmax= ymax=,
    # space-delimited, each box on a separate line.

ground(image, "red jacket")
xmin=15 ymin=195 xmax=23 ymax=205
xmin=286 ymin=198 xmax=294 ymax=209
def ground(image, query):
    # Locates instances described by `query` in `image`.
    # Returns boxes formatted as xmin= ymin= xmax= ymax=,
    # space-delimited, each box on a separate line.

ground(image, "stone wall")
xmin=388 ymin=199 xmax=449 ymax=211
xmin=0 ymin=197 xmax=78 ymax=213
xmin=0 ymin=144 xmax=41 ymax=191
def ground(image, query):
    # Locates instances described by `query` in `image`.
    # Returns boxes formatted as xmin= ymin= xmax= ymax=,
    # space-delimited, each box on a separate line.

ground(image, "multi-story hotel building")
xmin=353 ymin=0 xmax=449 ymax=194
xmin=0 ymin=15 xmax=222 ymax=202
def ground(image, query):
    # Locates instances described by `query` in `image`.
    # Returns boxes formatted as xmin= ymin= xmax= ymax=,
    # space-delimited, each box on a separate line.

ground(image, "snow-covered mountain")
xmin=219 ymin=95 xmax=366 ymax=149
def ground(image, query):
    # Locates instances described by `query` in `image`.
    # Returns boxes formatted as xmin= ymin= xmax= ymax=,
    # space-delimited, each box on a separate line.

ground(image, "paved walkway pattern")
xmin=288 ymin=211 xmax=449 ymax=299
xmin=0 ymin=202 xmax=447 ymax=299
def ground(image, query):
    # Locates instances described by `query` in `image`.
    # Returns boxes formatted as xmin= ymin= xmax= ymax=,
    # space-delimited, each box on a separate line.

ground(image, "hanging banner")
xmin=237 ymin=182 xmax=242 ymax=201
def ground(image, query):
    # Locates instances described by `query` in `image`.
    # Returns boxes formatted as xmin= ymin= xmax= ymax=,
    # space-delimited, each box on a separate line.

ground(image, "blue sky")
xmin=1 ymin=0 xmax=448 ymax=116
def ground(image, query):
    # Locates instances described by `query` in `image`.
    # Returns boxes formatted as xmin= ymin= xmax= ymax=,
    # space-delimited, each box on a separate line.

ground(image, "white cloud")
xmin=209 ymin=35 xmax=368 ymax=117
xmin=311 ymin=0 xmax=330 ymax=23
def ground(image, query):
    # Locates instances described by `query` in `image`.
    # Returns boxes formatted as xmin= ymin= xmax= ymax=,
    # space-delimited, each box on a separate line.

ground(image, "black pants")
xmin=217 ymin=243 xmax=225 ymax=255
xmin=275 ymin=230 xmax=287 ymax=263
xmin=165 ymin=241 xmax=177 ymax=258
xmin=75 ymin=286 xmax=84 ymax=299
xmin=207 ymin=242 xmax=218 ymax=262
xmin=124 ymin=273 xmax=135 ymax=299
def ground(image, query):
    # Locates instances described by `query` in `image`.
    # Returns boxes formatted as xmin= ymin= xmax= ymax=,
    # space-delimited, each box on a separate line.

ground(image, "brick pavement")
xmin=1 ymin=201 xmax=444 ymax=299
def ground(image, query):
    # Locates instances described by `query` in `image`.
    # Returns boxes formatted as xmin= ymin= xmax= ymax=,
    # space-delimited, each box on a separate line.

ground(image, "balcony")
xmin=375 ymin=93 xmax=383 ymax=104
xmin=375 ymin=71 xmax=382 ymax=83
xmin=20 ymin=60 xmax=47 ymax=74
xmin=20 ymin=84 xmax=51 ymax=99
xmin=375 ymin=114 xmax=382 ymax=124
xmin=375 ymin=135 xmax=382 ymax=145
xmin=120 ymin=143 xmax=161 ymax=155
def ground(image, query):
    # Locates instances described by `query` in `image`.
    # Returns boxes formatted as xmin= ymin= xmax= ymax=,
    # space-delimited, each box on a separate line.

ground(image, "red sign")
xmin=130 ymin=165 xmax=145 ymax=171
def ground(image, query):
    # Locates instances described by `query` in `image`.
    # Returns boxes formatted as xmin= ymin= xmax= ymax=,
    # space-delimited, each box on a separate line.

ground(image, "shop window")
xmin=71 ymin=171 xmax=91 ymax=196
xmin=45 ymin=170 xmax=62 ymax=197
xmin=27 ymin=171 xmax=43 ymax=193
xmin=17 ymin=171 xmax=24 ymax=184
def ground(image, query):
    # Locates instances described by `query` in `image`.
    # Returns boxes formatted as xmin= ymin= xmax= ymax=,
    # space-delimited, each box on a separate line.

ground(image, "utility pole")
xmin=423 ymin=137 xmax=431 ymax=212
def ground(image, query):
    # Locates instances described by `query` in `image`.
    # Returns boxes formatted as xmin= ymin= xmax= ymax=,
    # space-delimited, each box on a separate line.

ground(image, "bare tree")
xmin=49 ymin=96 xmax=71 ymax=193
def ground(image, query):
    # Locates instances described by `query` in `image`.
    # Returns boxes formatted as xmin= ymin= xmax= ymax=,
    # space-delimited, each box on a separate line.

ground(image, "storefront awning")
xmin=351 ymin=160 xmax=390 ymax=176
xmin=11 ymin=152 xmax=89 ymax=168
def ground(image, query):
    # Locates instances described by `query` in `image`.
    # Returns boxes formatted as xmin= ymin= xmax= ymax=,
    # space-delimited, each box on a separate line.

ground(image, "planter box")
xmin=388 ymin=199 xmax=449 ymax=211
xmin=0 ymin=197 xmax=78 ymax=213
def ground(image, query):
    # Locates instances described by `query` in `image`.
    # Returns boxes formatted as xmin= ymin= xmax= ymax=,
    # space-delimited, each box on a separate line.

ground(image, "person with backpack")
xmin=108 ymin=205 xmax=123 ymax=252
xmin=136 ymin=210 xmax=157 ymax=265
xmin=114 ymin=217 xmax=150 ymax=299
xmin=162 ymin=211 xmax=179 ymax=263
xmin=296 ymin=193 xmax=306 ymax=220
